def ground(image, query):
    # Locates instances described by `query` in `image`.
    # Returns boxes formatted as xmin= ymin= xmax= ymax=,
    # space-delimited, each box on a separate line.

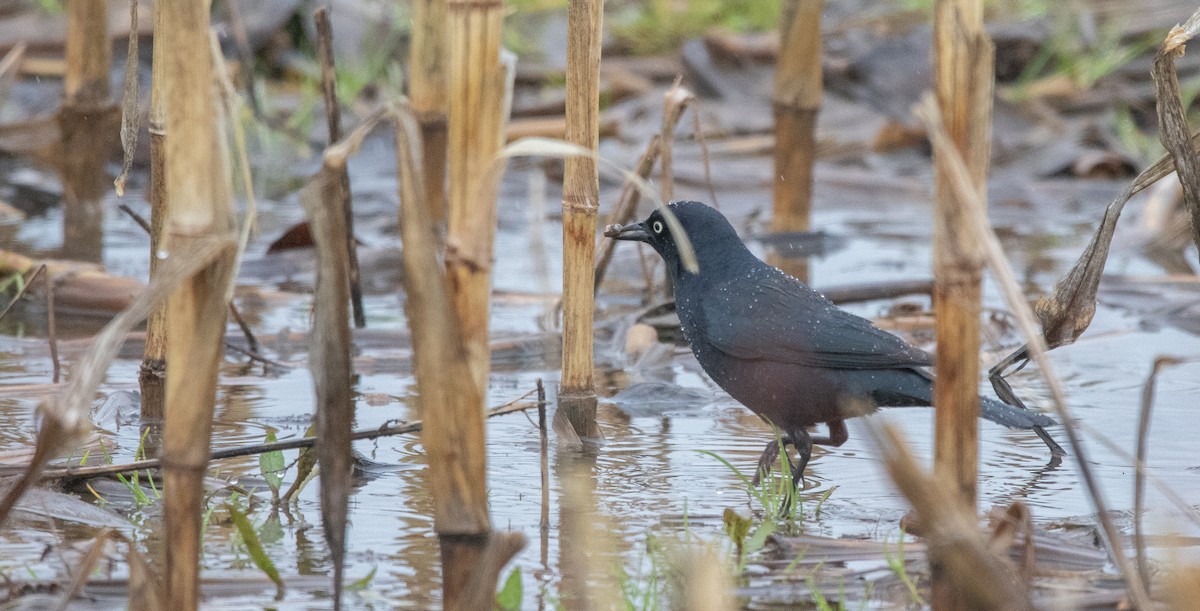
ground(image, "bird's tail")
xmin=856 ymin=368 xmax=1065 ymax=456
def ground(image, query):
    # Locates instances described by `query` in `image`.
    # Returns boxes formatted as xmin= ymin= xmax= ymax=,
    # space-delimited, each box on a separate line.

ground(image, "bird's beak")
xmin=604 ymin=222 xmax=651 ymax=243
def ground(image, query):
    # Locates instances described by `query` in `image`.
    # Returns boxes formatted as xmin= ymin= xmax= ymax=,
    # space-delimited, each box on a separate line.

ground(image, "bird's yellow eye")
xmin=652 ymin=221 xmax=664 ymax=234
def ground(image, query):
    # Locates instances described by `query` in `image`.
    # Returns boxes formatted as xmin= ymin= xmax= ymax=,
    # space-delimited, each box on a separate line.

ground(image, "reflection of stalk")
xmin=140 ymin=0 xmax=169 ymax=426
xmin=159 ymin=1 xmax=237 ymax=608
xmin=411 ymin=0 xmax=449 ymax=225
xmin=929 ymin=0 xmax=991 ymax=607
xmin=560 ymin=0 xmax=605 ymax=438
xmin=60 ymin=0 xmax=117 ymax=263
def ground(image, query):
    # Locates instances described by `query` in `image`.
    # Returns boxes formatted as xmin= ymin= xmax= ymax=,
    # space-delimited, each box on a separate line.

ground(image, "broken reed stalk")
xmin=867 ymin=420 xmax=1033 ymax=611
xmin=314 ymin=7 xmax=366 ymax=330
xmin=592 ymin=134 xmax=661 ymax=292
xmin=410 ymin=0 xmax=449 ymax=225
xmin=771 ymin=0 xmax=822 ymax=235
xmin=931 ymin=2 xmax=991 ymax=608
xmin=1022 ymin=129 xmax=1200 ymax=361
xmin=159 ymin=1 xmax=237 ymax=608
xmin=917 ymin=95 xmax=1155 ymax=610
xmin=1152 ymin=9 xmax=1200 ymax=264
xmin=395 ymin=102 xmax=524 ymax=610
xmin=559 ymin=0 xmax=606 ymax=438
xmin=298 ymin=128 xmax=367 ymax=609
xmin=446 ymin=0 xmax=508 ymax=396
xmin=139 ymin=0 xmax=170 ymax=423
xmin=60 ymin=0 xmax=118 ymax=263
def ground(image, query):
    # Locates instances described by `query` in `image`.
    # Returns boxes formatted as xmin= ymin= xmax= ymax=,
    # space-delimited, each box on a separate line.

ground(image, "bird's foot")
xmin=751 ymin=438 xmax=784 ymax=487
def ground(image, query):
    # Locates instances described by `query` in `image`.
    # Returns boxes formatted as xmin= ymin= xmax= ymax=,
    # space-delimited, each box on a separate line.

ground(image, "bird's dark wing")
xmin=698 ymin=267 xmax=932 ymax=370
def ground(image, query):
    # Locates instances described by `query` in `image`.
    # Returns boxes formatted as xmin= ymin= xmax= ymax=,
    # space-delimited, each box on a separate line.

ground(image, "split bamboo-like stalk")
xmin=446 ymin=0 xmax=508 ymax=395
xmin=411 ymin=0 xmax=449 ymax=225
xmin=559 ymin=0 xmax=605 ymax=438
xmin=60 ymin=0 xmax=118 ymax=263
xmin=931 ymin=0 xmax=992 ymax=607
xmin=139 ymin=0 xmax=170 ymax=424
xmin=395 ymin=103 xmax=524 ymax=610
xmin=771 ymin=0 xmax=822 ymax=234
xmin=159 ymin=1 xmax=236 ymax=609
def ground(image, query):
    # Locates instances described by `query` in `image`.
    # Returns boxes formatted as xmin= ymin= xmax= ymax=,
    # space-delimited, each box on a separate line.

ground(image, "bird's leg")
xmin=809 ymin=419 xmax=848 ymax=447
xmin=752 ymin=436 xmax=792 ymax=487
xmin=789 ymin=428 xmax=814 ymax=492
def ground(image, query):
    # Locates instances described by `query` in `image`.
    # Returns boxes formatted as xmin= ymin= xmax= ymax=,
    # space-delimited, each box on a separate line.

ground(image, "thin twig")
xmin=224 ymin=342 xmax=289 ymax=371
xmin=690 ymin=107 xmax=719 ymax=209
xmin=117 ymin=203 xmax=152 ymax=235
xmin=0 ymin=264 xmax=46 ymax=322
xmin=537 ymin=378 xmax=548 ymax=533
xmin=222 ymin=0 xmax=261 ymax=117
xmin=45 ymin=269 xmax=60 ymax=384
xmin=227 ymin=302 xmax=259 ymax=355
xmin=37 ymin=394 xmax=539 ymax=483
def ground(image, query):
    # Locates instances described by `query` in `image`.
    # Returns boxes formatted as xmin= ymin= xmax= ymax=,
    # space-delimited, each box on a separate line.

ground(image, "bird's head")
xmin=606 ymin=201 xmax=749 ymax=280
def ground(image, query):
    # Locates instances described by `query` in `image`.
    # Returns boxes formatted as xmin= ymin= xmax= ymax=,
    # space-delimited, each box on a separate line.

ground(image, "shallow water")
xmin=2 ymin=135 xmax=1199 ymax=608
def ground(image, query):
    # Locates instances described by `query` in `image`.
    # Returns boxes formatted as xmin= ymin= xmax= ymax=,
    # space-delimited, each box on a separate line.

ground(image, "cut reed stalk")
xmin=931 ymin=1 xmax=991 ymax=607
xmin=139 ymin=0 xmax=170 ymax=423
xmin=159 ymin=1 xmax=236 ymax=608
xmin=396 ymin=102 xmax=523 ymax=610
xmin=60 ymin=0 xmax=118 ymax=263
xmin=559 ymin=0 xmax=606 ymax=438
xmin=771 ymin=0 xmax=822 ymax=234
xmin=931 ymin=0 xmax=989 ymax=510
xmin=411 ymin=0 xmax=449 ymax=225
xmin=446 ymin=0 xmax=508 ymax=395
xmin=770 ymin=0 xmax=822 ymax=282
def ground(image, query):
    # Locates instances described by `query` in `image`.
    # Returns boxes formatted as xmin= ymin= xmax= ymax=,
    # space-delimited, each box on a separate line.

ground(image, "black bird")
xmin=608 ymin=201 xmax=1063 ymax=489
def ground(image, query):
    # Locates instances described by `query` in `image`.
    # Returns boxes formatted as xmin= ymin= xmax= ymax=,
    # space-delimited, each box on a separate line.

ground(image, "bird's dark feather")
xmin=697 ymin=265 xmax=933 ymax=370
